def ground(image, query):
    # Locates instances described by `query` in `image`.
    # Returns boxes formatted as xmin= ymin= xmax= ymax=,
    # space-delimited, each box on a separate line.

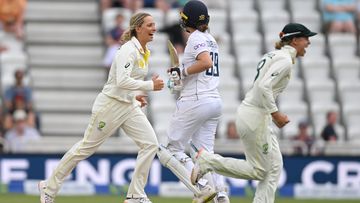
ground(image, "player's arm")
xmin=115 ymin=49 xmax=161 ymax=91
xmin=25 ymin=88 xmax=33 ymax=111
xmin=181 ymin=36 xmax=213 ymax=77
xmin=271 ymin=111 xmax=289 ymax=128
xmin=258 ymin=58 xmax=290 ymax=113
xmin=184 ymin=51 xmax=213 ymax=76
xmin=258 ymin=58 xmax=291 ymax=127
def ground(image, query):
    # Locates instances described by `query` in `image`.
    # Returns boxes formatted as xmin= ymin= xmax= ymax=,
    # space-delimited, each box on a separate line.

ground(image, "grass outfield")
xmin=1 ymin=194 xmax=360 ymax=203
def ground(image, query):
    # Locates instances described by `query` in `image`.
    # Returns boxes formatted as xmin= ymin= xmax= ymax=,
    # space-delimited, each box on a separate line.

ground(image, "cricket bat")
xmin=167 ymin=40 xmax=180 ymax=68
xmin=167 ymin=40 xmax=183 ymax=93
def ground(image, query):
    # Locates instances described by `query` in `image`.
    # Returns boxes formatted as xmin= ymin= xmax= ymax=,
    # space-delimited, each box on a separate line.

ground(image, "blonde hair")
xmin=275 ymin=31 xmax=295 ymax=49
xmin=275 ymin=40 xmax=292 ymax=50
xmin=120 ymin=12 xmax=151 ymax=44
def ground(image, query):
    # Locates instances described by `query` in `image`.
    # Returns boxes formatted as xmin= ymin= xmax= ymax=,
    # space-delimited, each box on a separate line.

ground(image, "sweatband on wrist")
xmin=182 ymin=68 xmax=188 ymax=77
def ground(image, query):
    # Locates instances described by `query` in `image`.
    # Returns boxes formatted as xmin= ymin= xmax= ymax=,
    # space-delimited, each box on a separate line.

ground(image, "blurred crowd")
xmin=101 ymin=0 xmax=226 ymax=70
xmin=322 ymin=0 xmax=358 ymax=34
xmin=0 ymin=69 xmax=41 ymax=154
xmin=101 ymin=0 xmax=189 ymax=71
xmin=290 ymin=110 xmax=340 ymax=156
xmin=101 ymin=0 xmax=358 ymax=156
xmin=0 ymin=0 xmax=41 ymax=154
xmin=0 ymin=0 xmax=360 ymax=154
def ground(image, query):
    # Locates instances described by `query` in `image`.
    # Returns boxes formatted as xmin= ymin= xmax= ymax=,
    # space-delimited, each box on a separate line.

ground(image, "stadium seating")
xmin=14 ymin=0 xmax=360 ymax=154
xmin=333 ymin=58 xmax=360 ymax=88
xmin=0 ymin=31 xmax=28 ymax=90
xmin=234 ymin=32 xmax=263 ymax=59
xmin=290 ymin=0 xmax=322 ymax=33
xmin=25 ymin=0 xmax=103 ymax=137
xmin=102 ymin=8 xmax=132 ymax=33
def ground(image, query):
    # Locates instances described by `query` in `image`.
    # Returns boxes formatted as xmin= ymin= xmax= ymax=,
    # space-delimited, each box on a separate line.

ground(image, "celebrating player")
xmin=190 ymin=23 xmax=317 ymax=203
xmin=38 ymin=12 xmax=164 ymax=203
xmin=157 ymin=1 xmax=229 ymax=203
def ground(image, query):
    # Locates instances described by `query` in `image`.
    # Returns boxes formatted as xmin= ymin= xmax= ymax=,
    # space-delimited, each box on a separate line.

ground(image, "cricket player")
xmin=191 ymin=23 xmax=317 ymax=203
xmin=38 ymin=13 xmax=164 ymax=203
xmin=157 ymin=1 xmax=229 ymax=203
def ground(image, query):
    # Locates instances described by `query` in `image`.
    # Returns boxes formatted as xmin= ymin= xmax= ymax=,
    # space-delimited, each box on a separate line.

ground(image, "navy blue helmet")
xmin=180 ymin=0 xmax=209 ymax=29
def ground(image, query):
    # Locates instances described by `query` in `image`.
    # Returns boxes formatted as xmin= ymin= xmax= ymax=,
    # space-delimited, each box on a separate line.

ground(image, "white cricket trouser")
xmin=45 ymin=93 xmax=159 ymax=199
xmin=197 ymin=105 xmax=283 ymax=203
xmin=167 ymin=96 xmax=227 ymax=191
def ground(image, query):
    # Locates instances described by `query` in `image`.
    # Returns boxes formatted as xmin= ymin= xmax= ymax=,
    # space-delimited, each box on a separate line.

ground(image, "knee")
xmin=147 ymin=141 xmax=158 ymax=149
xmin=140 ymin=132 xmax=158 ymax=149
xmin=254 ymin=168 xmax=267 ymax=180
xmin=272 ymin=160 xmax=283 ymax=175
xmin=143 ymin=141 xmax=158 ymax=153
xmin=274 ymin=153 xmax=283 ymax=170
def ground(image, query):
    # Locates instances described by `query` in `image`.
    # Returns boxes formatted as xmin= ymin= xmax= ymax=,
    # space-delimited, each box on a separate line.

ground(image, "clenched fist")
xmin=271 ymin=111 xmax=289 ymax=128
xmin=152 ymin=74 xmax=164 ymax=91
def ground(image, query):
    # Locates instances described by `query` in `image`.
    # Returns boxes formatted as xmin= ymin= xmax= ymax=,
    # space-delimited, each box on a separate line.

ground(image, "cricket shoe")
xmin=191 ymin=148 xmax=207 ymax=185
xmin=38 ymin=181 xmax=55 ymax=203
xmin=192 ymin=184 xmax=217 ymax=203
xmin=123 ymin=197 xmax=152 ymax=203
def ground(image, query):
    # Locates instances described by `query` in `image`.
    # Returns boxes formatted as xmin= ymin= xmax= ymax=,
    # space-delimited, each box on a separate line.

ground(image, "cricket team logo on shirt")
xmin=98 ymin=121 xmax=106 ymax=131
xmin=262 ymin=143 xmax=269 ymax=154
xmin=138 ymin=59 xmax=145 ymax=68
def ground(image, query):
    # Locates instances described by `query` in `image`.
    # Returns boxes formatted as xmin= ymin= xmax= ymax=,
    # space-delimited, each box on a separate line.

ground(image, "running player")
xmin=38 ymin=13 xmax=164 ymax=203
xmin=191 ymin=23 xmax=317 ymax=203
xmin=158 ymin=1 xmax=229 ymax=203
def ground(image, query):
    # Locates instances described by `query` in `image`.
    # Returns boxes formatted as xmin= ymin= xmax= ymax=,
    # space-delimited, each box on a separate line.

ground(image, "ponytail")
xmin=275 ymin=31 xmax=292 ymax=50
xmin=120 ymin=28 xmax=132 ymax=44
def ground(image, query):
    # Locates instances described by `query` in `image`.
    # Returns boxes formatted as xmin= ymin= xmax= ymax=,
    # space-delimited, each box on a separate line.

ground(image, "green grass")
xmin=1 ymin=194 xmax=360 ymax=203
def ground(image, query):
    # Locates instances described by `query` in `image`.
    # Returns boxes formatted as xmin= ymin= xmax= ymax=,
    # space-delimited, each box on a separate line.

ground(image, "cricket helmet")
xmin=180 ymin=0 xmax=209 ymax=29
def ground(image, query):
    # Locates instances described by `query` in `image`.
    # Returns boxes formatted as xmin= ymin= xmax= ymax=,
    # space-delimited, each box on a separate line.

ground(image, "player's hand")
xmin=152 ymin=74 xmax=164 ymax=91
xmin=135 ymin=95 xmax=148 ymax=107
xmin=170 ymin=67 xmax=181 ymax=78
xmin=271 ymin=111 xmax=289 ymax=128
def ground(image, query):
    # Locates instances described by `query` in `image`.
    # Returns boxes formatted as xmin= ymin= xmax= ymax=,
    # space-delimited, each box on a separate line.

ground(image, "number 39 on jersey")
xmin=205 ymin=52 xmax=219 ymax=77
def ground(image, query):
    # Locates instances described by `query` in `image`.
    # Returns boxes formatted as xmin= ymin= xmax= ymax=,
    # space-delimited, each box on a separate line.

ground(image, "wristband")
xmin=182 ymin=68 xmax=188 ymax=77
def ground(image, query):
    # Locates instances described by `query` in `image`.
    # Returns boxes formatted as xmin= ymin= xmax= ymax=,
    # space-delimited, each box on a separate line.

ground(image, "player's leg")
xmin=191 ymin=148 xmax=265 ymax=185
xmin=121 ymin=106 xmax=159 ymax=201
xmin=163 ymin=99 xmax=217 ymax=202
xmin=191 ymin=129 xmax=230 ymax=201
xmin=191 ymin=110 xmax=270 ymax=183
xmin=190 ymin=142 xmax=229 ymax=203
xmin=157 ymin=145 xmax=205 ymax=196
xmin=252 ymin=131 xmax=283 ymax=203
xmin=165 ymin=98 xmax=203 ymax=172
xmin=189 ymin=97 xmax=230 ymax=202
xmin=212 ymin=175 xmax=229 ymax=203
xmin=41 ymin=94 xmax=127 ymax=200
xmin=157 ymin=145 xmax=217 ymax=202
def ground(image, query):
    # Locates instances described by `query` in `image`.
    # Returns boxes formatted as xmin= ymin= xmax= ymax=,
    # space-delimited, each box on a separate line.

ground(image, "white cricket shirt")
xmin=102 ymin=37 xmax=153 ymax=103
xmin=242 ymin=45 xmax=297 ymax=114
xmin=180 ymin=30 xmax=220 ymax=98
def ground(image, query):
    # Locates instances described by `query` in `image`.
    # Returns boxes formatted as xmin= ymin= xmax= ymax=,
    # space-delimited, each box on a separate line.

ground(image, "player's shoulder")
xmin=120 ymin=40 xmax=135 ymax=50
xmin=189 ymin=31 xmax=218 ymax=50
xmin=188 ymin=30 xmax=208 ymax=42
xmin=116 ymin=41 xmax=137 ymax=56
xmin=268 ymin=49 xmax=291 ymax=61
xmin=261 ymin=50 xmax=292 ymax=69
